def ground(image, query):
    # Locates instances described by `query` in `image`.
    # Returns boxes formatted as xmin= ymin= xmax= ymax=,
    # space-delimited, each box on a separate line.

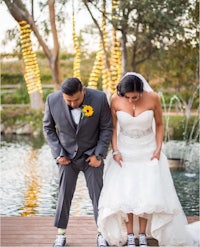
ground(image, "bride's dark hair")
xmin=117 ymin=74 xmax=144 ymax=96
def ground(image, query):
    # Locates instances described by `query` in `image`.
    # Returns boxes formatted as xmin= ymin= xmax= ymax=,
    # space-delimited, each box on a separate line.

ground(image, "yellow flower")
xmin=81 ymin=105 xmax=94 ymax=118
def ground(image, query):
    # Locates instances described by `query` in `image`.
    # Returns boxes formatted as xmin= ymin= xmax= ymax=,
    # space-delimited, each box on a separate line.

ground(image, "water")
xmin=0 ymin=135 xmax=199 ymax=216
xmin=0 ymin=135 xmax=93 ymax=217
xmin=163 ymin=141 xmax=200 ymax=173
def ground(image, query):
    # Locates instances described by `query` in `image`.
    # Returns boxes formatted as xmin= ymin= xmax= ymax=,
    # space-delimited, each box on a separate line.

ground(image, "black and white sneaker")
xmin=139 ymin=233 xmax=147 ymax=246
xmin=97 ymin=233 xmax=108 ymax=247
xmin=126 ymin=233 xmax=135 ymax=246
xmin=53 ymin=234 xmax=66 ymax=247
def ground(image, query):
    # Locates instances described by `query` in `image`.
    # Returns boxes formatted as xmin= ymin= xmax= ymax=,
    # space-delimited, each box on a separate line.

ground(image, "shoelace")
xmin=97 ymin=234 xmax=107 ymax=246
xmin=55 ymin=235 xmax=65 ymax=246
xmin=127 ymin=234 xmax=135 ymax=246
xmin=139 ymin=234 xmax=147 ymax=245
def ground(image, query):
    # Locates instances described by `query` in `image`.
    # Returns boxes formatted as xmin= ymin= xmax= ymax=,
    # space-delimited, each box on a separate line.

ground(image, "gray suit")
xmin=43 ymin=88 xmax=112 ymax=229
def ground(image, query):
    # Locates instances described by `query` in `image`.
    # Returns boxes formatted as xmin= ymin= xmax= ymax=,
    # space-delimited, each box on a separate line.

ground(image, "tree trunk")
xmin=47 ymin=0 xmax=61 ymax=90
xmin=121 ymin=30 xmax=127 ymax=74
xmin=49 ymin=55 xmax=62 ymax=91
xmin=30 ymin=91 xmax=44 ymax=110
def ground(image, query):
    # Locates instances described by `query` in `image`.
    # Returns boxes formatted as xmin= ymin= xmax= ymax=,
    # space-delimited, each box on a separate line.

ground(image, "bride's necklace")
xmin=133 ymin=103 xmax=137 ymax=116
xmin=132 ymin=93 xmax=142 ymax=114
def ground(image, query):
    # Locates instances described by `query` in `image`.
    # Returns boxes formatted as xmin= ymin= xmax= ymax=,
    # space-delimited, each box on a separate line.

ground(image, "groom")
xmin=43 ymin=77 xmax=112 ymax=247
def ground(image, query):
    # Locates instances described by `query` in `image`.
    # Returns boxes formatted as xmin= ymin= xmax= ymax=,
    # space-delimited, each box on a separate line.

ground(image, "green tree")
xmin=115 ymin=0 xmax=192 ymax=72
xmin=2 ymin=0 xmax=197 ymax=96
xmin=155 ymin=0 xmax=199 ymax=118
xmin=83 ymin=0 xmax=193 ymax=73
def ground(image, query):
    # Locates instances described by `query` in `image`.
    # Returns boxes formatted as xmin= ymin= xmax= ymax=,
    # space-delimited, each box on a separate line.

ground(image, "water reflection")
xmin=20 ymin=149 xmax=40 ymax=216
xmin=0 ymin=135 xmax=93 ymax=216
xmin=0 ymin=135 xmax=199 ymax=216
xmin=172 ymin=170 xmax=199 ymax=215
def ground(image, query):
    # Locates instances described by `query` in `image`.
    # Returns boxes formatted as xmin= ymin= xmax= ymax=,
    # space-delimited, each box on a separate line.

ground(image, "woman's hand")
xmin=113 ymin=153 xmax=123 ymax=167
xmin=151 ymin=149 xmax=161 ymax=160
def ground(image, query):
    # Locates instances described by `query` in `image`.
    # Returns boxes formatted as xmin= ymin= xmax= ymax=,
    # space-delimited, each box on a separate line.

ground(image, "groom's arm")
xmin=43 ymin=95 xmax=64 ymax=159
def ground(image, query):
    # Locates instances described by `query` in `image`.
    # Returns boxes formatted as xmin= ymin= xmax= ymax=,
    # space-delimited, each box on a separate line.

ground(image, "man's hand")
xmin=57 ymin=156 xmax=71 ymax=165
xmin=86 ymin=155 xmax=102 ymax=167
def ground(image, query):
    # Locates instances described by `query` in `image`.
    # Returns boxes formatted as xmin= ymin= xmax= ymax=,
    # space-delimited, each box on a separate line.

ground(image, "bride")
xmin=97 ymin=72 xmax=199 ymax=246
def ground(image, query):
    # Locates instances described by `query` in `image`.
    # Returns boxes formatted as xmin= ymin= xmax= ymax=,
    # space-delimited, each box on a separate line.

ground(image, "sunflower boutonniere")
xmin=81 ymin=105 xmax=94 ymax=119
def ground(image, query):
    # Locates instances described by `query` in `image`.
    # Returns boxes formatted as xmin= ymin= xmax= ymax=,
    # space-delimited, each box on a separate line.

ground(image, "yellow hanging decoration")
xmin=88 ymin=48 xmax=103 ymax=89
xmin=72 ymin=12 xmax=81 ymax=80
xmin=88 ymin=0 xmax=122 ymax=95
xmin=18 ymin=20 xmax=43 ymax=96
xmin=88 ymin=3 xmax=111 ymax=92
xmin=110 ymin=28 xmax=122 ymax=94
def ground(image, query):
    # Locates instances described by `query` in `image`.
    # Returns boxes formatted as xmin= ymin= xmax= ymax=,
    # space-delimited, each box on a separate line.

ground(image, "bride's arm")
xmin=111 ymin=95 xmax=122 ymax=166
xmin=111 ymin=110 xmax=118 ymax=153
xmin=152 ymin=93 xmax=164 ymax=160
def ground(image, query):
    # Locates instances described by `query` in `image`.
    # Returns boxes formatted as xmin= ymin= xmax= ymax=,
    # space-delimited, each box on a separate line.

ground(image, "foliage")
xmin=1 ymin=51 xmax=95 ymax=87
xmin=1 ymin=106 xmax=198 ymax=142
xmin=1 ymin=48 xmax=199 ymax=109
xmin=3 ymin=0 xmax=196 ymax=75
xmin=1 ymin=107 xmax=44 ymax=131
xmin=156 ymin=40 xmax=198 ymax=91
xmin=1 ymin=73 xmax=24 ymax=84
xmin=42 ymin=88 xmax=54 ymax=101
xmin=136 ymin=37 xmax=199 ymax=112
xmin=0 ymin=84 xmax=54 ymax=104
xmin=108 ymin=0 xmax=191 ymax=71
xmin=1 ymin=85 xmax=29 ymax=104
xmin=163 ymin=115 xmax=199 ymax=141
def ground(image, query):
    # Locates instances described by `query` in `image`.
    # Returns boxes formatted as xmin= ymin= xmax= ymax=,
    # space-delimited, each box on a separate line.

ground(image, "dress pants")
xmin=54 ymin=155 xmax=104 ymax=229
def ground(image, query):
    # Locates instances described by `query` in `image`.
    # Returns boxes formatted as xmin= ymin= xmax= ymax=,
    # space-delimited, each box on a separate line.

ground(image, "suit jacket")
xmin=43 ymin=88 xmax=113 ymax=160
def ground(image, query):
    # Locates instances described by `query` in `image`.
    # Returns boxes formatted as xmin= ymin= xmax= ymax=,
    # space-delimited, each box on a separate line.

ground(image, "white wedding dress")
xmin=98 ymin=110 xmax=198 ymax=246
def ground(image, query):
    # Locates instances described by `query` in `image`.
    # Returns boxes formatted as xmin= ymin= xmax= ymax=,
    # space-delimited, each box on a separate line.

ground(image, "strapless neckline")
xmin=117 ymin=110 xmax=153 ymax=118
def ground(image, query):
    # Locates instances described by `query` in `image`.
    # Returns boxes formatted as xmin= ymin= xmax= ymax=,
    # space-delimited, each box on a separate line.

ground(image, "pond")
xmin=0 ymin=135 xmax=199 ymax=217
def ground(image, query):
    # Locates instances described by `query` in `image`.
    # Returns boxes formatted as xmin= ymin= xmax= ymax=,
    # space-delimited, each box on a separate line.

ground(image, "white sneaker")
xmin=126 ymin=233 xmax=135 ymax=246
xmin=97 ymin=233 xmax=108 ymax=246
xmin=53 ymin=234 xmax=66 ymax=247
xmin=139 ymin=233 xmax=147 ymax=246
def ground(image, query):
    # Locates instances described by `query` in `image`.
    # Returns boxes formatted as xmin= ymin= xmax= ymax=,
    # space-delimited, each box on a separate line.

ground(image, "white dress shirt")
xmin=71 ymin=108 xmax=82 ymax=125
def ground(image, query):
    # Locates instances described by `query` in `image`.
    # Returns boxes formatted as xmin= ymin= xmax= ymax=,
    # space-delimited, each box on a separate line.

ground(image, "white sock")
xmin=58 ymin=228 xmax=66 ymax=235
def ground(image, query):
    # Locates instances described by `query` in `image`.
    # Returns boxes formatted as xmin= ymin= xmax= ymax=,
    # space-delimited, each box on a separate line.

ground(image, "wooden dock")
xmin=1 ymin=216 xmax=199 ymax=246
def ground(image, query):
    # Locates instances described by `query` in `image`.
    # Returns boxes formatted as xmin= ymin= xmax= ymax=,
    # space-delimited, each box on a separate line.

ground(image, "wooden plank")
xmin=0 ymin=216 xmax=198 ymax=247
xmin=1 ymin=216 xmax=97 ymax=247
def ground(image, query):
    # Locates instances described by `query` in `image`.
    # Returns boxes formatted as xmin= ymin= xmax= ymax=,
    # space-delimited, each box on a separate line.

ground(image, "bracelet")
xmin=56 ymin=156 xmax=63 ymax=161
xmin=56 ymin=156 xmax=61 ymax=161
xmin=112 ymin=150 xmax=121 ymax=156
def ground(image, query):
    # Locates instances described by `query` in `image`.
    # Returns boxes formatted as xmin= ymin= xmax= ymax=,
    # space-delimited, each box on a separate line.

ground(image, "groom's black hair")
xmin=117 ymin=74 xmax=143 ymax=96
xmin=61 ymin=78 xmax=83 ymax=95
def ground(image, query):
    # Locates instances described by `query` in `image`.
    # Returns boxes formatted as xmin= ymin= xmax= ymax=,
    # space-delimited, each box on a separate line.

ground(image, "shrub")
xmin=163 ymin=115 xmax=199 ymax=141
xmin=1 ymin=73 xmax=24 ymax=84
